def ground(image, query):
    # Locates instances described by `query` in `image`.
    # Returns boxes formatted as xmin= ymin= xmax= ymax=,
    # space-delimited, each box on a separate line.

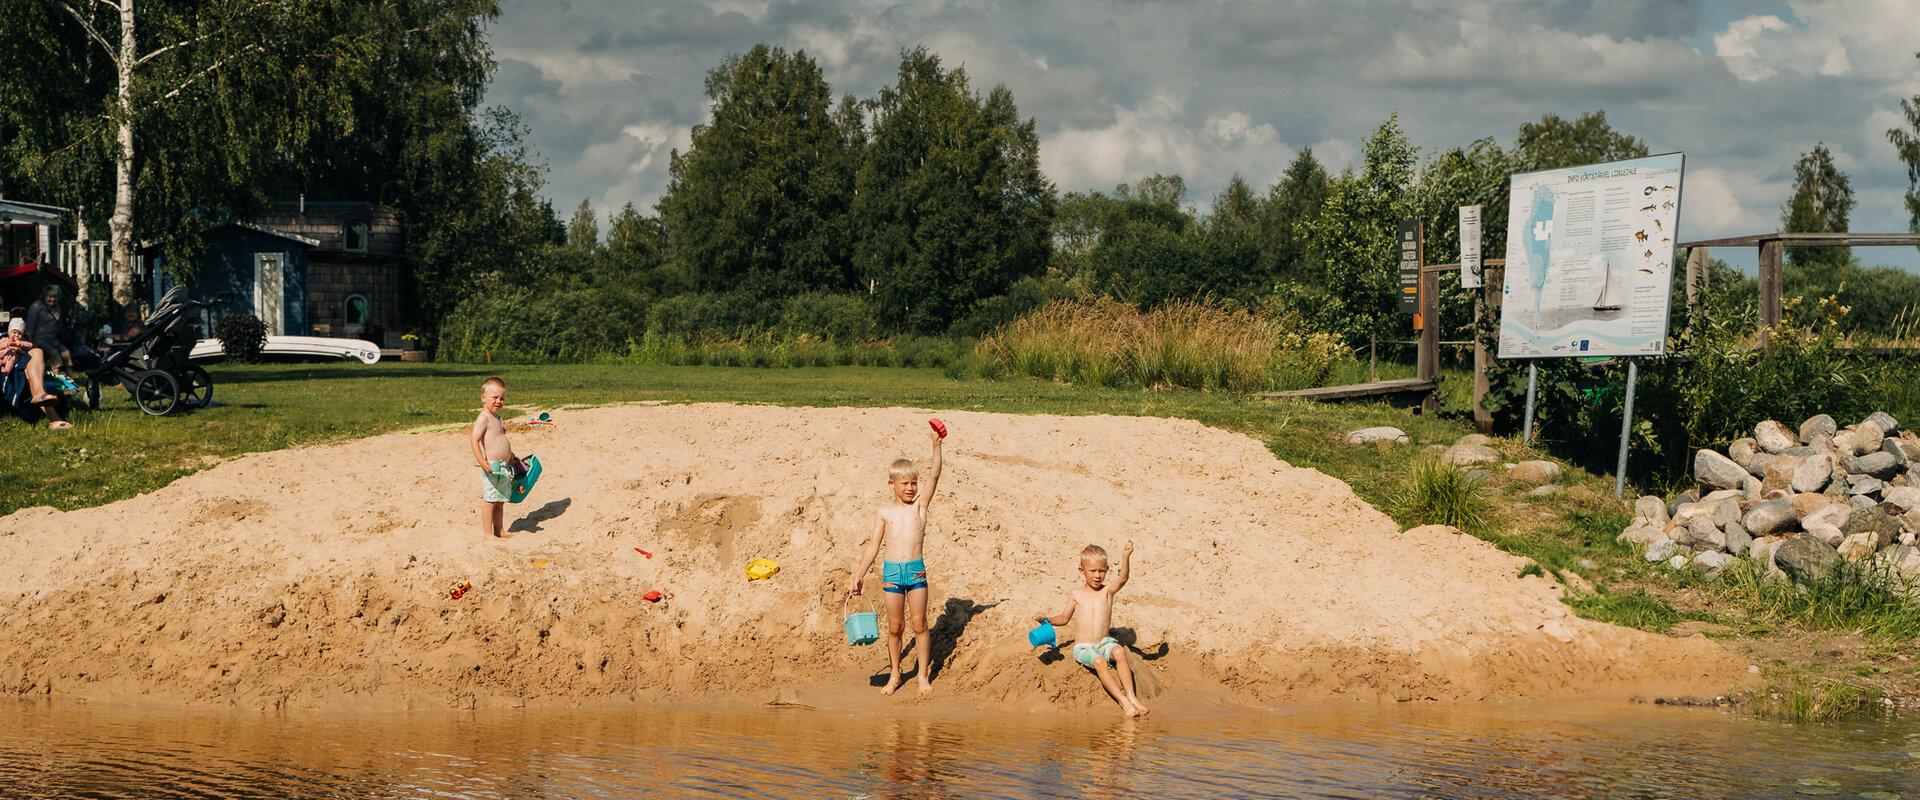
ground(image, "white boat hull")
xmin=191 ymin=336 xmax=382 ymax=364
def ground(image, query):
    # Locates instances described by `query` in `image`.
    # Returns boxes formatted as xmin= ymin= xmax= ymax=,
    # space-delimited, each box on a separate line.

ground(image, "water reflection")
xmin=2 ymin=701 xmax=1918 ymax=798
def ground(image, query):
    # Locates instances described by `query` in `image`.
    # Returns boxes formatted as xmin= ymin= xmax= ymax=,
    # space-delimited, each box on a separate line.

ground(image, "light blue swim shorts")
xmin=1073 ymin=636 xmax=1120 ymax=668
xmin=481 ymin=460 xmax=515 ymax=503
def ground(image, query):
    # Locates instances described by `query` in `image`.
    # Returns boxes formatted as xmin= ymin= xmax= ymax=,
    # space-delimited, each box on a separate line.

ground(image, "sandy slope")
xmin=0 ymin=403 xmax=1743 ymax=711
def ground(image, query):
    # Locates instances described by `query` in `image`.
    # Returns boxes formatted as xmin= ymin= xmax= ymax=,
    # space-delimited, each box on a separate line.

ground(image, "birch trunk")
xmin=108 ymin=0 xmax=136 ymax=307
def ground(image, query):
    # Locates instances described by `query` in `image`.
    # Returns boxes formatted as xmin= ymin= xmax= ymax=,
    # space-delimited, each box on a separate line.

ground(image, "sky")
xmin=482 ymin=0 xmax=1920 ymax=271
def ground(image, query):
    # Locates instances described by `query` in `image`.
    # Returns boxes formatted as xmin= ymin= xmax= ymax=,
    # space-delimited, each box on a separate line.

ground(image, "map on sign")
xmin=1499 ymin=153 xmax=1683 ymax=359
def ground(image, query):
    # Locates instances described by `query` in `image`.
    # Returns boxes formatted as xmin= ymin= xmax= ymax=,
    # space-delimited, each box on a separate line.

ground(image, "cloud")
xmin=1041 ymin=98 xmax=1295 ymax=198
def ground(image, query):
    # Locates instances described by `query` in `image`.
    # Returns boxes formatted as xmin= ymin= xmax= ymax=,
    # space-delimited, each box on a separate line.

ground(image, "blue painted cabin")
xmin=148 ymin=222 xmax=317 ymax=335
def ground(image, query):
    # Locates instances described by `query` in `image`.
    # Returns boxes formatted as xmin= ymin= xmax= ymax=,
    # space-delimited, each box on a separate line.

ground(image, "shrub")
xmin=1390 ymin=460 xmax=1488 ymax=533
xmin=971 ymin=297 xmax=1349 ymax=392
xmin=214 ymin=314 xmax=267 ymax=363
xmin=777 ymin=293 xmax=877 ymax=342
xmin=438 ymin=285 xmax=650 ymax=362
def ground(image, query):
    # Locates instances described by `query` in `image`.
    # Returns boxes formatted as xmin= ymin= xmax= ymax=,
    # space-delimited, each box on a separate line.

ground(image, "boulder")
xmin=1724 ymin=521 xmax=1753 ymax=556
xmin=1774 ymin=535 xmax=1841 ymax=582
xmin=1666 ymin=554 xmax=1690 ymax=571
xmin=1844 ymin=506 xmax=1900 ymax=546
xmin=1743 ymin=476 xmax=1763 ymax=500
xmin=1855 ymin=420 xmax=1889 ymax=454
xmin=1804 ymin=522 xmax=1846 ymax=547
xmin=1848 ymin=451 xmax=1901 ymax=479
xmin=1746 ymin=452 xmax=1784 ymax=479
xmin=1788 ymin=491 xmax=1829 ymax=519
xmin=1754 ymin=420 xmax=1799 ymax=453
xmin=1687 ymin=515 xmax=1726 ymax=550
xmin=1803 ymin=503 xmax=1851 ymax=531
xmin=1884 ymin=437 xmax=1920 ymax=463
xmin=1838 ymin=533 xmax=1880 ymax=561
xmin=1442 ymin=444 xmax=1501 ymax=467
xmin=1462 ymin=469 xmax=1494 ymax=485
xmin=1790 ymin=453 xmax=1832 ymax=493
xmin=1729 ymin=438 xmax=1759 ymax=467
xmin=1849 ymin=477 xmax=1885 ymax=496
xmin=1902 ymin=510 xmax=1920 ymax=534
xmin=1528 ymin=485 xmax=1560 ymax=498
xmin=1882 ymin=544 xmax=1920 ymax=576
xmin=1645 ymin=538 xmax=1678 ymax=563
xmin=1883 ymin=486 xmax=1920 ymax=514
xmin=1692 ymin=550 xmax=1736 ymax=576
xmin=1618 ymin=522 xmax=1666 ymax=547
xmin=1743 ymin=499 xmax=1800 ymax=536
xmin=1701 ymin=488 xmax=1744 ymax=502
xmin=1694 ymin=449 xmax=1750 ymax=491
xmin=1455 ymin=433 xmax=1493 ymax=447
xmin=1749 ymin=536 xmax=1784 ymax=567
xmin=1865 ymin=411 xmax=1900 ymax=435
xmin=1668 ymin=491 xmax=1697 ymax=517
xmin=1634 ymin=495 xmax=1669 ymax=526
xmin=1849 ymin=495 xmax=1882 ymax=516
xmin=1761 ymin=457 xmax=1799 ymax=494
xmin=1344 ymin=427 xmax=1410 ymax=445
xmin=1799 ymin=414 xmax=1838 ymax=443
xmin=1510 ymin=460 xmax=1562 ymax=485
xmin=1832 ymin=430 xmax=1862 ymax=460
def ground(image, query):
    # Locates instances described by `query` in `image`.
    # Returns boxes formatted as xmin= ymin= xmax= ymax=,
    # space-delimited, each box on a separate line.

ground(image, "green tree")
xmin=658 ymin=44 xmax=858 ymax=298
xmin=1261 ymin=148 xmax=1331 ymax=280
xmin=1886 ymin=52 xmax=1920 ymax=239
xmin=854 ymin=48 xmax=1054 ymax=333
xmin=1780 ymin=143 xmax=1854 ymax=271
xmin=568 ymin=199 xmax=600 ymax=251
xmin=1512 ymin=111 xmax=1648 ymax=172
xmin=1287 ymin=115 xmax=1419 ymax=346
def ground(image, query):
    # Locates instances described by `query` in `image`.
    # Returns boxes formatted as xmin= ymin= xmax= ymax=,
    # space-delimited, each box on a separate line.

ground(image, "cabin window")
xmin=344 ymin=221 xmax=370 ymax=252
xmin=344 ymin=294 xmax=368 ymax=327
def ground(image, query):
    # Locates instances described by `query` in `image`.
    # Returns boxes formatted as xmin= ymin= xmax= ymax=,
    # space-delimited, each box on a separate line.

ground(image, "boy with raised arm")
xmin=1037 ymin=542 xmax=1148 ymax=717
xmin=847 ymin=424 xmax=945 ymax=696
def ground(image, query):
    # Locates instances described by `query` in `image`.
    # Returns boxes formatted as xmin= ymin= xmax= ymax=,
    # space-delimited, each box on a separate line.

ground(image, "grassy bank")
xmin=5 ymin=360 xmax=1916 ymax=717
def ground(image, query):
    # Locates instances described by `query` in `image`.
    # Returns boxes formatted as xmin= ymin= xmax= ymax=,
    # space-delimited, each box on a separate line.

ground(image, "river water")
xmin=3 ymin=700 xmax=1917 ymax=799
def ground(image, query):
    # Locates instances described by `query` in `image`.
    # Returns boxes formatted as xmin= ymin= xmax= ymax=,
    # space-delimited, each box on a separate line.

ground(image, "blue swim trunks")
xmin=882 ymin=558 xmax=928 ymax=594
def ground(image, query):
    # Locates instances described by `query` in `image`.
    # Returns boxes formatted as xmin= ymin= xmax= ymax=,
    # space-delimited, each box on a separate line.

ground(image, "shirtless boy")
xmin=1036 ymin=542 xmax=1148 ymax=717
xmin=847 ymin=425 xmax=945 ymax=695
xmin=469 ymin=376 xmax=521 ymax=538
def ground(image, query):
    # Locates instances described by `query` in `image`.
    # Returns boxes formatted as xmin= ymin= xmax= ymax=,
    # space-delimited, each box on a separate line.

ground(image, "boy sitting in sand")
xmin=847 ymin=425 xmax=945 ymax=695
xmin=469 ymin=376 xmax=523 ymax=538
xmin=1036 ymin=543 xmax=1149 ymax=717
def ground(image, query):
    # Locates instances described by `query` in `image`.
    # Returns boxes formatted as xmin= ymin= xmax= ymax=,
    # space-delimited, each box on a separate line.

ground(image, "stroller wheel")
xmin=181 ymin=365 xmax=214 ymax=409
xmin=131 ymin=370 xmax=181 ymax=416
xmin=84 ymin=380 xmax=101 ymax=411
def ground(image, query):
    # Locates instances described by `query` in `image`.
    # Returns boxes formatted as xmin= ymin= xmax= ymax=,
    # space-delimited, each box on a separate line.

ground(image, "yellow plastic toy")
xmin=744 ymin=558 xmax=780 ymax=581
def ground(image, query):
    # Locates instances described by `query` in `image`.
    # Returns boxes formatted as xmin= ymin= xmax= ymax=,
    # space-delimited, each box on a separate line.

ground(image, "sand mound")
xmin=0 ymin=403 xmax=1742 ymax=711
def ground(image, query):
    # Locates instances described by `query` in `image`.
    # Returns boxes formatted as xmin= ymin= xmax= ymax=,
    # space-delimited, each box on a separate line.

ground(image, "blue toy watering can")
xmin=1028 ymin=619 xmax=1057 ymax=648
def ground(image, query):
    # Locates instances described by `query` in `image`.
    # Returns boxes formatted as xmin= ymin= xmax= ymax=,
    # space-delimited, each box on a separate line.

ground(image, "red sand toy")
xmin=929 ymin=418 xmax=947 ymax=438
xmin=448 ymin=580 xmax=472 ymax=600
xmin=643 ymin=590 xmax=673 ymax=603
xmin=635 ymin=547 xmax=653 ymax=558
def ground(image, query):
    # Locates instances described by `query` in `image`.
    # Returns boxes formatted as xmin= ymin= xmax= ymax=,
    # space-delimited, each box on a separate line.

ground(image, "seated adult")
xmin=108 ymin=305 xmax=146 ymax=343
xmin=25 ymin=285 xmax=74 ymax=375
xmin=1 ymin=317 xmax=70 ymax=429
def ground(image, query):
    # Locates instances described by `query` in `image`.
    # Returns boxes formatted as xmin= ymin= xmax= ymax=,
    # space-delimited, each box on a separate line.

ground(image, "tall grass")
xmin=1719 ymin=560 xmax=1920 ymax=641
xmin=970 ymin=298 xmax=1350 ymax=392
xmin=1390 ymin=460 xmax=1489 ymax=533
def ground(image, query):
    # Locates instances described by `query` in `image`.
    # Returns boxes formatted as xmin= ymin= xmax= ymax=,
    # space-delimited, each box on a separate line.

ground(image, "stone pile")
xmin=1617 ymin=412 xmax=1920 ymax=583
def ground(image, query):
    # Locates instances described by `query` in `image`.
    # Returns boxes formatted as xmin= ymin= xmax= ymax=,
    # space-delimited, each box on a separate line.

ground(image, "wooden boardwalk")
xmin=1260 ymin=377 xmax=1438 ymax=403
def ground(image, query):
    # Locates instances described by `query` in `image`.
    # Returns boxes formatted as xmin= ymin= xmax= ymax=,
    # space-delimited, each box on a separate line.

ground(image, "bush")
xmin=438 ymin=285 xmax=650 ymax=362
xmin=214 ymin=314 xmax=267 ymax=362
xmin=777 ymin=292 xmax=877 ymax=342
xmin=1390 ymin=460 xmax=1488 ymax=533
xmin=971 ymin=297 xmax=1349 ymax=391
xmin=947 ymin=276 xmax=1083 ymax=339
xmin=646 ymin=292 xmax=777 ymax=339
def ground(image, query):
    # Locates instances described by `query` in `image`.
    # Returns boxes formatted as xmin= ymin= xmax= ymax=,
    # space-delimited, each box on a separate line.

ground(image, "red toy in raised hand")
xmin=929 ymin=418 xmax=947 ymax=438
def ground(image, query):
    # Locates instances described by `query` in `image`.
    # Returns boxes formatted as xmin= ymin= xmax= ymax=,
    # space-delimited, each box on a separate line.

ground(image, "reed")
xmin=971 ymin=298 xmax=1348 ymax=392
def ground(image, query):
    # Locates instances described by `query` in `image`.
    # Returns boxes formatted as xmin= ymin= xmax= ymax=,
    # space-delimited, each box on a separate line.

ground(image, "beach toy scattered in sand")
xmin=1027 ymin=620 xmax=1057 ymax=648
xmin=507 ymin=455 xmax=543 ymax=504
xmin=929 ymin=418 xmax=947 ymax=438
xmin=744 ymin=558 xmax=780 ymax=581
xmin=527 ymin=411 xmax=554 ymax=426
xmin=448 ymin=580 xmax=472 ymax=600
xmin=843 ymin=597 xmax=879 ymax=646
xmin=634 ymin=547 xmax=653 ymax=558
xmin=531 ymin=559 xmax=549 ymax=569
xmin=643 ymin=590 xmax=674 ymax=603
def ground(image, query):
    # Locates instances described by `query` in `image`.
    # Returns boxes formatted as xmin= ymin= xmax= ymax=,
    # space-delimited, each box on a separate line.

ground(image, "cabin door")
xmin=254 ymin=253 xmax=285 ymax=335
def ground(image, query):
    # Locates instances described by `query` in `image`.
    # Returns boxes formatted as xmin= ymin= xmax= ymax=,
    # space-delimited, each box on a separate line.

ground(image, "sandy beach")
xmin=0 ymin=403 xmax=1744 ymax=711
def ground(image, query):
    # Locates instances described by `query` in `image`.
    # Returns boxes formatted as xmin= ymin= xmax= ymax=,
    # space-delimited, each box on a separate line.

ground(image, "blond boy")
xmin=847 ymin=426 xmax=945 ymax=695
xmin=1036 ymin=542 xmax=1148 ymax=717
xmin=469 ymin=376 xmax=521 ymax=538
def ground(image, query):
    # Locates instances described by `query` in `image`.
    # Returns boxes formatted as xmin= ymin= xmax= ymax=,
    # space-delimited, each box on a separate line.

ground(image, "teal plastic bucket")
xmin=844 ymin=598 xmax=879 ymax=646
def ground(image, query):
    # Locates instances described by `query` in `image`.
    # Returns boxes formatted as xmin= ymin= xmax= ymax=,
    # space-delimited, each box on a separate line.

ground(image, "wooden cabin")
xmin=251 ymin=200 xmax=407 ymax=346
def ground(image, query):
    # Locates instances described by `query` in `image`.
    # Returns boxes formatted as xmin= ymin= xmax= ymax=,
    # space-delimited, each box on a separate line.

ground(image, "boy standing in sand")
xmin=847 ymin=425 xmax=945 ymax=695
xmin=470 ymin=376 xmax=522 ymax=538
xmin=1036 ymin=543 xmax=1149 ymax=717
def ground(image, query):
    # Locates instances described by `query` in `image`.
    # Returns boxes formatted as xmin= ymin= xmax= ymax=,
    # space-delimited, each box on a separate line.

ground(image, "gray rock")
xmin=1692 ymin=550 xmax=1736 ymax=575
xmin=1345 ymin=426 xmax=1410 ymax=445
xmin=1849 ymin=495 xmax=1881 ymax=516
xmin=1761 ymin=456 xmax=1799 ymax=494
xmin=1528 ymin=484 xmax=1560 ymax=498
xmin=1455 ymin=433 xmax=1493 ymax=447
xmin=1803 ymin=503 xmax=1852 ymax=531
xmin=1883 ymin=486 xmax=1920 ymax=514
xmin=1743 ymin=476 xmax=1763 ymax=500
xmin=1888 ymin=438 xmax=1920 ymax=462
xmin=1645 ymin=538 xmax=1678 ymax=563
xmin=1849 ymin=451 xmax=1901 ymax=478
xmin=1729 ymin=437 xmax=1759 ymax=467
xmin=1755 ymin=420 xmax=1799 ymax=453
xmin=1701 ymin=488 xmax=1744 ymax=502
xmin=1634 ymin=495 xmax=1669 ymax=525
xmin=1866 ymin=411 xmax=1900 ymax=435
xmin=1618 ymin=522 xmax=1666 ymax=547
xmin=1790 ymin=453 xmax=1833 ymax=493
xmin=1669 ymin=491 xmax=1697 ymax=517
xmin=1844 ymin=506 xmax=1900 ymax=546
xmin=1800 ymin=414 xmax=1838 ymax=443
xmin=1462 ymin=469 xmax=1493 ymax=485
xmin=1856 ymin=420 xmax=1889 ymax=454
xmin=1743 ymin=499 xmax=1800 ymax=536
xmin=1511 ymin=460 xmax=1562 ymax=485
xmin=1883 ymin=544 xmax=1920 ymax=576
xmin=1724 ymin=521 xmax=1753 ymax=556
xmin=1694 ymin=448 xmax=1750 ymax=491
xmin=1688 ymin=514 xmax=1727 ymax=550
xmin=1442 ymin=443 xmax=1501 ymax=467
xmin=1578 ymin=558 xmax=1599 ymax=570
xmin=1832 ymin=430 xmax=1864 ymax=459
xmin=1839 ymin=532 xmax=1880 ymax=561
xmin=1746 ymin=452 xmax=1784 ymax=479
xmin=1774 ymin=535 xmax=1841 ymax=582
xmin=1666 ymin=554 xmax=1690 ymax=571
xmin=1750 ymin=536 xmax=1785 ymax=567
xmin=1849 ymin=477 xmax=1885 ymax=496
xmin=1782 ymin=445 xmax=1819 ymax=458
xmin=1804 ymin=521 xmax=1847 ymax=546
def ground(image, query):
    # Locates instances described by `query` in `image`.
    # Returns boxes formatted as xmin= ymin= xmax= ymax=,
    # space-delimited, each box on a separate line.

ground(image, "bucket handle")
xmin=842 ymin=593 xmax=876 ymax=617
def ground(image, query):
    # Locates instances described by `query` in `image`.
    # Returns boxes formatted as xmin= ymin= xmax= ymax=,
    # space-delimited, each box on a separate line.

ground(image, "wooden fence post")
xmin=1758 ymin=239 xmax=1782 ymax=347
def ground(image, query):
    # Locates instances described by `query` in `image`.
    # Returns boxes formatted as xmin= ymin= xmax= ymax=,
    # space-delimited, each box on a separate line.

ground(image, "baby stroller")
xmin=75 ymin=285 xmax=217 ymax=415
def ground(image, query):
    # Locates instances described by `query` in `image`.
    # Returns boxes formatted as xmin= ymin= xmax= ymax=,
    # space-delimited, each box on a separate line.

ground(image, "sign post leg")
xmin=1522 ymin=361 xmax=1539 ymax=446
xmin=1614 ymin=359 xmax=1639 ymax=498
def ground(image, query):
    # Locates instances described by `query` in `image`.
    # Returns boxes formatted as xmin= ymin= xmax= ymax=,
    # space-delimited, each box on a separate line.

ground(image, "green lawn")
xmin=3 ymin=361 xmax=1469 ymax=515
